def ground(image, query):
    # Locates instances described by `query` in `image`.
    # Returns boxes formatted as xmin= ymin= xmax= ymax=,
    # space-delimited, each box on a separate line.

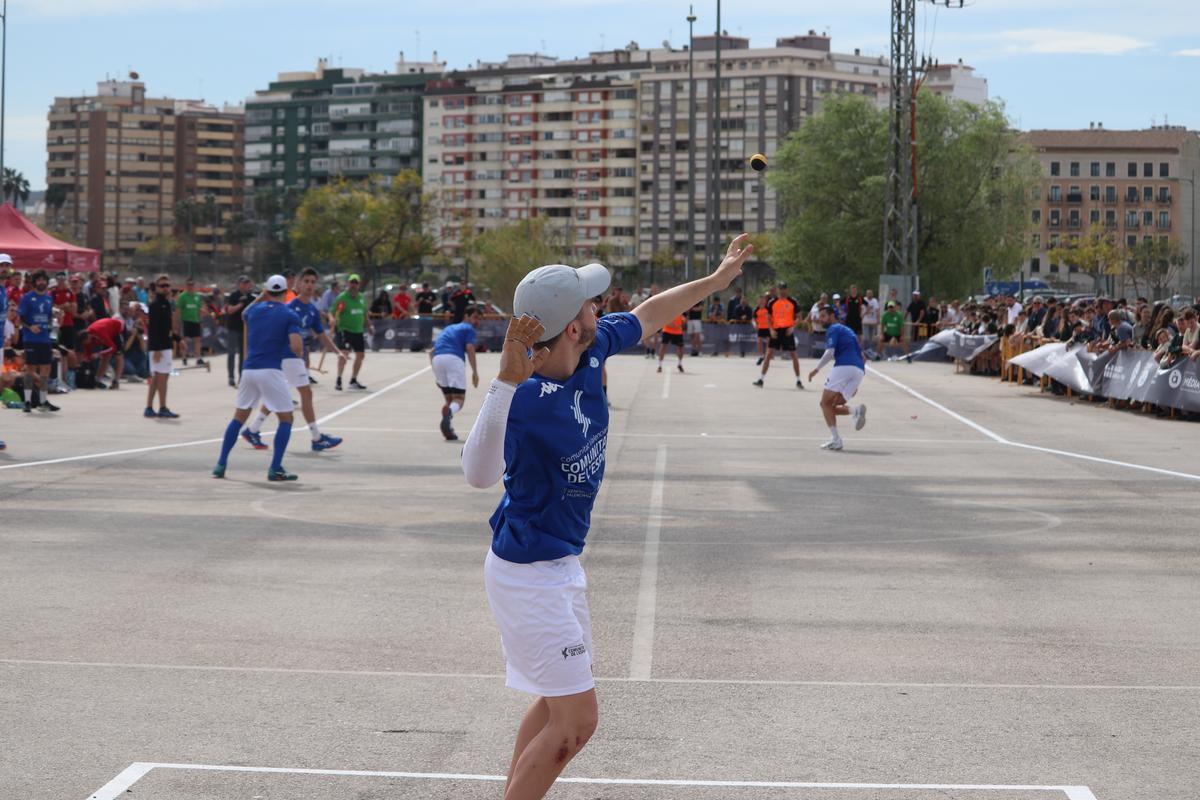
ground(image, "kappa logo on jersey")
xmin=539 ymin=381 xmax=562 ymax=398
xmin=572 ymin=389 xmax=591 ymax=437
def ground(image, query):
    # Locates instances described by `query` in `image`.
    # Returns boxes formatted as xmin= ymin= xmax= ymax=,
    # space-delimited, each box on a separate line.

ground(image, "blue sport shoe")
xmin=267 ymin=467 xmax=299 ymax=482
xmin=242 ymin=430 xmax=268 ymax=450
xmin=143 ymin=406 xmax=157 ymax=418
xmin=0 ymin=439 xmax=6 ymax=451
xmin=212 ymin=464 xmax=226 ymax=479
xmin=311 ymin=433 xmax=343 ymax=452
xmin=157 ymin=407 xmax=180 ymax=419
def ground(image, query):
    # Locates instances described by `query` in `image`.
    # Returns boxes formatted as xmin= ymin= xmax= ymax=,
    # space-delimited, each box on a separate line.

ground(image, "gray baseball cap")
xmin=513 ymin=263 xmax=611 ymax=339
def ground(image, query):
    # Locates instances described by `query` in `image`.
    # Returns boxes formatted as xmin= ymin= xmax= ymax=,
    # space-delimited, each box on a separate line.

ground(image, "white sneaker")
xmin=820 ymin=439 xmax=844 ymax=451
xmin=853 ymin=404 xmax=867 ymax=431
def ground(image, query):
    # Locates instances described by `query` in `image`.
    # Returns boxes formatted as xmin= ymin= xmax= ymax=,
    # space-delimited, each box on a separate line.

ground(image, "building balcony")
xmin=1102 ymin=197 xmax=1118 ymax=205
xmin=1125 ymin=221 xmax=1140 ymax=230
xmin=1158 ymin=221 xmax=1171 ymax=230
xmin=1157 ymin=194 xmax=1172 ymax=204
xmin=1046 ymin=196 xmax=1063 ymax=205
xmin=1066 ymin=193 xmax=1083 ymax=204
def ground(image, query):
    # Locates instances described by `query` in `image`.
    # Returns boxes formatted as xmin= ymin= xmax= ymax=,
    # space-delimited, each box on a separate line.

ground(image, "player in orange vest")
xmin=754 ymin=292 xmax=772 ymax=365
xmin=753 ymin=282 xmax=803 ymax=389
xmin=658 ymin=312 xmax=686 ymax=373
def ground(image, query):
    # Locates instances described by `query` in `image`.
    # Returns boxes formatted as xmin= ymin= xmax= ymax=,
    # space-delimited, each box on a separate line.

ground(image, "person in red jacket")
xmin=83 ymin=316 xmax=127 ymax=389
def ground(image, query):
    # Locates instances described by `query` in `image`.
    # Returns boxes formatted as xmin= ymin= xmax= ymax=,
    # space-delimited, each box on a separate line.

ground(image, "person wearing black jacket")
xmin=224 ymin=276 xmax=253 ymax=387
xmin=726 ymin=288 xmax=752 ymax=323
xmin=843 ymin=284 xmax=864 ymax=335
xmin=144 ymin=274 xmax=180 ymax=419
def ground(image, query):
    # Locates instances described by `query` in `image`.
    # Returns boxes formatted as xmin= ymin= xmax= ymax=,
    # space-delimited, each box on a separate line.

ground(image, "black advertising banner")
xmin=1008 ymin=343 xmax=1200 ymax=411
xmin=896 ymin=330 xmax=998 ymax=363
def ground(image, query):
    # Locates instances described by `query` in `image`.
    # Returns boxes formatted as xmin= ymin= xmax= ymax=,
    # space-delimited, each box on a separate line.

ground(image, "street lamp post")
xmin=1182 ymin=170 xmax=1197 ymax=299
xmin=686 ymin=6 xmax=696 ymax=282
xmin=0 ymin=0 xmax=8 ymax=187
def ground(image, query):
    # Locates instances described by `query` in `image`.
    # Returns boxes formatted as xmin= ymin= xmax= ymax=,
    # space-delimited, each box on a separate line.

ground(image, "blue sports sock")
xmin=271 ymin=422 xmax=292 ymax=472
xmin=218 ymin=419 xmax=241 ymax=467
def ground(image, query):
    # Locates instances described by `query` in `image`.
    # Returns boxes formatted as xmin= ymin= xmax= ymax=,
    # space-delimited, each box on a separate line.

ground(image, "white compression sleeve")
xmin=815 ymin=348 xmax=835 ymax=372
xmin=461 ymin=379 xmax=516 ymax=489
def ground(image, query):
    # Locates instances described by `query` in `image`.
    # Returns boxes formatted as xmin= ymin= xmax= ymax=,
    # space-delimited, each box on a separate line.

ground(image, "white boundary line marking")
xmin=661 ymin=364 xmax=672 ymax=399
xmin=0 ymin=367 xmax=430 ymax=472
xmin=330 ymin=427 xmax=974 ymax=444
xmin=629 ymin=444 xmax=667 ymax=680
xmin=12 ymin=657 xmax=1200 ymax=691
xmin=866 ymin=366 xmax=1200 ymax=483
xmin=86 ymin=761 xmax=1098 ymax=800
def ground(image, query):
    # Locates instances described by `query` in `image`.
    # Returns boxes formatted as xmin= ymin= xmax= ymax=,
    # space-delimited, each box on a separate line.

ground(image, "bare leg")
xmin=503 ymin=690 xmax=598 ymax=800
xmin=352 ymin=352 xmax=364 ymax=381
xmin=299 ymin=387 xmax=316 ymax=425
xmin=159 ymin=376 xmax=170 ymax=409
xmin=760 ymin=347 xmax=774 ymax=375
xmin=790 ymin=352 xmax=800 ymax=376
xmin=505 ymin=698 xmax=550 ymax=792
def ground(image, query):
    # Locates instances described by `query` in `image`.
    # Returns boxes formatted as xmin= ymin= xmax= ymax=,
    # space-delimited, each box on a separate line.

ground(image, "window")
xmin=1090 ymin=162 xmax=1100 ymax=177
xmin=1049 ymin=161 xmax=1060 ymax=176
xmin=1125 ymin=211 xmax=1137 ymax=228
xmin=1031 ymin=209 xmax=1041 ymax=224
xmin=1032 ymin=233 xmax=1041 ymax=248
xmin=1127 ymin=234 xmax=1137 ymax=248
xmin=1143 ymin=210 xmax=1153 ymax=226
xmin=1127 ymin=162 xmax=1137 ymax=177
xmin=1143 ymin=162 xmax=1153 ymax=177
xmin=1069 ymin=162 xmax=1079 ymax=177
xmin=1049 ymin=209 xmax=1060 ymax=227
xmin=1089 ymin=209 xmax=1100 ymax=224
xmin=1089 ymin=185 xmax=1100 ymax=201
xmin=1159 ymin=186 xmax=1171 ymax=203
xmin=1144 ymin=186 xmax=1153 ymax=202
xmin=1030 ymin=256 xmax=1041 ymax=273
xmin=1159 ymin=162 xmax=1169 ymax=177
xmin=1049 ymin=185 xmax=1061 ymax=202
xmin=1068 ymin=209 xmax=1080 ymax=228
xmin=1105 ymin=185 xmax=1116 ymax=203
xmin=1159 ymin=211 xmax=1170 ymax=229
xmin=1105 ymin=162 xmax=1115 ymax=177
xmin=1105 ymin=209 xmax=1116 ymax=227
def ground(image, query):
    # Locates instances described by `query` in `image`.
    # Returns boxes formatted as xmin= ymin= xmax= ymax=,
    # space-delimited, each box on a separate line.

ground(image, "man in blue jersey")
xmin=241 ymin=267 xmax=347 ymax=452
xmin=18 ymin=270 xmax=61 ymax=413
xmin=212 ymin=275 xmax=303 ymax=481
xmin=460 ymin=234 xmax=755 ymax=800
xmin=807 ymin=305 xmax=867 ymax=451
xmin=431 ymin=304 xmax=481 ymax=440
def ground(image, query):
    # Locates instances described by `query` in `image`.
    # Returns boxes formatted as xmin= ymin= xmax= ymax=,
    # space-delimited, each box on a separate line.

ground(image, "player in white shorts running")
xmin=461 ymin=235 xmax=755 ymax=800
xmin=807 ymin=304 xmax=867 ymax=451
xmin=240 ymin=267 xmax=347 ymax=452
xmin=212 ymin=275 xmax=303 ymax=481
xmin=430 ymin=304 xmax=481 ymax=440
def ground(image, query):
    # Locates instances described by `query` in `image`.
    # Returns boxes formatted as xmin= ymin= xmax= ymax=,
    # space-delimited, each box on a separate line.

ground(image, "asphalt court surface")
xmin=2 ymin=349 xmax=1197 ymax=799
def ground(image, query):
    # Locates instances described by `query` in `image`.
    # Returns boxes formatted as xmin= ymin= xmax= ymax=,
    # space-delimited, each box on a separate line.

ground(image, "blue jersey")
xmin=490 ymin=312 xmax=643 ymax=563
xmin=19 ymin=291 xmax=54 ymax=344
xmin=243 ymin=300 xmax=301 ymax=370
xmin=287 ymin=297 xmax=324 ymax=355
xmin=433 ymin=321 xmax=477 ymax=360
xmin=826 ymin=322 xmax=865 ymax=370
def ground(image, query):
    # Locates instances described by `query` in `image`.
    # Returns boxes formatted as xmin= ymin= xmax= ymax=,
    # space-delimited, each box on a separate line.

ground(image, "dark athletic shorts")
xmin=57 ymin=326 xmax=76 ymax=350
xmin=182 ymin=320 xmax=202 ymax=338
xmin=770 ymin=329 xmax=796 ymax=351
xmin=757 ymin=328 xmax=770 ymax=339
xmin=338 ymin=330 xmax=366 ymax=353
xmin=438 ymin=384 xmax=466 ymax=396
xmin=24 ymin=343 xmax=54 ymax=366
xmin=661 ymin=332 xmax=684 ymax=346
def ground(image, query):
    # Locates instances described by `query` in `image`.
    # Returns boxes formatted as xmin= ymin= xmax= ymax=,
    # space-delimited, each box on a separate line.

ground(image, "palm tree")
xmin=45 ymin=184 xmax=69 ymax=230
xmin=2 ymin=168 xmax=31 ymax=209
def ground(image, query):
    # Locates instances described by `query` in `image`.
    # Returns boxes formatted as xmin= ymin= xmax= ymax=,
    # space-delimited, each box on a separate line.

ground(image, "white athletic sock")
xmin=829 ymin=425 xmax=841 ymax=441
xmin=247 ymin=410 xmax=268 ymax=434
xmin=310 ymin=422 xmax=321 ymax=442
xmin=449 ymin=401 xmax=462 ymax=416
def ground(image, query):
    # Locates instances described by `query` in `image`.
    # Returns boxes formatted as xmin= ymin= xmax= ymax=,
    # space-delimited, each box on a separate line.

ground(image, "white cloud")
xmin=994 ymin=28 xmax=1150 ymax=55
xmin=1175 ymin=48 xmax=1200 ymax=56
xmin=6 ymin=115 xmax=48 ymax=145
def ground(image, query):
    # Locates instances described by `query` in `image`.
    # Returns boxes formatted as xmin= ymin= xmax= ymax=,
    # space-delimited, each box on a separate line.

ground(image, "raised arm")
xmin=633 ymin=234 xmax=753 ymax=335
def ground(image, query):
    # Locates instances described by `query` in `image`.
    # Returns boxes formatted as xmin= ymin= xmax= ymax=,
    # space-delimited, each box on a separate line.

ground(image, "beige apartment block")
xmin=46 ymin=80 xmax=245 ymax=270
xmin=1022 ymin=127 xmax=1200 ymax=294
xmin=175 ymin=102 xmax=246 ymax=259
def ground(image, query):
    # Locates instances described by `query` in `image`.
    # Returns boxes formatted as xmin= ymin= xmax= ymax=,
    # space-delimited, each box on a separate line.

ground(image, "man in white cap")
xmin=461 ymin=233 xmax=755 ymax=800
xmin=211 ymin=275 xmax=302 ymax=481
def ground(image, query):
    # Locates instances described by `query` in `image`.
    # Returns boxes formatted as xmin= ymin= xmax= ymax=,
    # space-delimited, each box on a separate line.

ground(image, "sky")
xmin=8 ymin=0 xmax=1200 ymax=190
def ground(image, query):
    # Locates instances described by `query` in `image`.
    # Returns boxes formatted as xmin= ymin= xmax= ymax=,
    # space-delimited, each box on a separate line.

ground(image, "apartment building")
xmin=46 ymin=80 xmax=180 ymax=268
xmin=244 ymin=55 xmax=440 ymax=199
xmin=422 ymin=49 xmax=647 ymax=265
xmin=637 ymin=32 xmax=889 ymax=270
xmin=46 ymin=80 xmax=247 ymax=269
xmin=1022 ymin=126 xmax=1200 ymax=291
xmin=174 ymin=101 xmax=246 ymax=260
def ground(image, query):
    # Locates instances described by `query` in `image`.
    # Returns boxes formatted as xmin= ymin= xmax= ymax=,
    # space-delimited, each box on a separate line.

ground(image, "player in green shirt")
xmin=880 ymin=301 xmax=905 ymax=360
xmin=177 ymin=279 xmax=206 ymax=366
xmin=332 ymin=274 xmax=373 ymax=390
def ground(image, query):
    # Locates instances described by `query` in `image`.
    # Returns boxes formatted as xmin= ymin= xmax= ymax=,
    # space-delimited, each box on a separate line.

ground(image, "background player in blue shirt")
xmin=18 ymin=270 xmax=60 ymax=413
xmin=213 ymin=275 xmax=303 ymax=481
xmin=460 ymin=234 xmax=755 ymax=800
xmin=241 ymin=267 xmax=347 ymax=452
xmin=430 ymin=305 xmax=480 ymax=440
xmin=808 ymin=305 xmax=868 ymax=450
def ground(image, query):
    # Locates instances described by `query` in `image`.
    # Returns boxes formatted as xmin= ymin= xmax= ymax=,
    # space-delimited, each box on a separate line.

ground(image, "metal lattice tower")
xmin=883 ymin=0 xmax=917 ymax=279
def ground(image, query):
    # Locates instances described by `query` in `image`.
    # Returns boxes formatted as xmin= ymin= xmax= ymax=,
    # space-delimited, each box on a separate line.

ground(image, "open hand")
xmin=497 ymin=314 xmax=550 ymax=386
xmin=808 ymin=369 xmax=818 ymax=383
xmin=472 ymin=371 xmax=480 ymax=388
xmin=711 ymin=233 xmax=755 ymax=290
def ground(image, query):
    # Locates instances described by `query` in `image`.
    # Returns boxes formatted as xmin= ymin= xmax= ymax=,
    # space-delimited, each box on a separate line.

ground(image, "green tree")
xmin=45 ymin=184 xmax=68 ymax=230
xmin=174 ymin=197 xmax=206 ymax=260
xmin=771 ymin=92 xmax=1038 ymax=299
xmin=1123 ymin=238 xmax=1190 ymax=299
xmin=464 ymin=218 xmax=574 ymax=309
xmin=1048 ymin=227 xmax=1121 ymax=293
xmin=2 ymin=168 xmax=30 ymax=208
xmin=649 ymin=246 xmax=681 ymax=286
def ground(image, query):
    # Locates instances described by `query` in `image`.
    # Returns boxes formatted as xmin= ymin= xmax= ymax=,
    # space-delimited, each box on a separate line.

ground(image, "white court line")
xmin=330 ymin=427 xmax=974 ymax=445
xmin=86 ymin=761 xmax=1099 ymax=800
xmin=629 ymin=444 xmax=667 ymax=680
xmin=867 ymin=366 xmax=1200 ymax=483
xmin=0 ymin=367 xmax=430 ymax=473
xmin=661 ymin=364 xmax=672 ymax=398
xmin=13 ymin=656 xmax=1200 ymax=692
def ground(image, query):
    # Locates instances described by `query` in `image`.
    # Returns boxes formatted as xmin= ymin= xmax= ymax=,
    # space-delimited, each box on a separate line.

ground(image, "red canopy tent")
xmin=0 ymin=202 xmax=101 ymax=273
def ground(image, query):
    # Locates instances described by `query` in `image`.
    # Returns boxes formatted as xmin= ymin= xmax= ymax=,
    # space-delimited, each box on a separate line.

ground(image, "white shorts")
xmin=825 ymin=365 xmax=865 ymax=400
xmin=431 ymin=353 xmax=467 ymax=393
xmin=686 ymin=319 xmax=703 ymax=335
xmin=149 ymin=350 xmax=172 ymax=375
xmin=484 ymin=550 xmax=594 ymax=697
xmin=282 ymin=358 xmax=310 ymax=389
xmin=236 ymin=368 xmax=293 ymax=413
